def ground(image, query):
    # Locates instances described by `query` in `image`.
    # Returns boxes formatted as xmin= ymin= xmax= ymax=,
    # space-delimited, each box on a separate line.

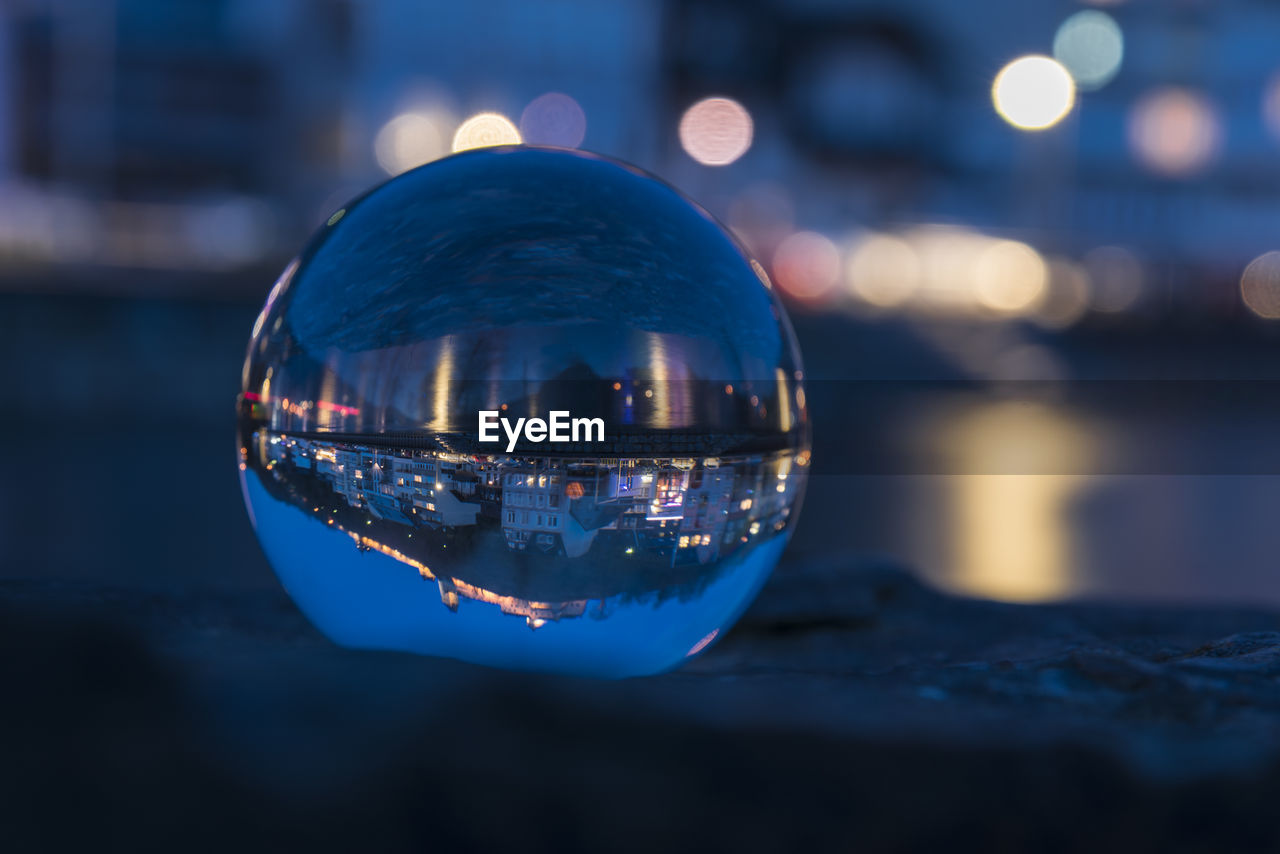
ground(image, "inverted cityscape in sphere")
xmin=238 ymin=147 xmax=810 ymax=676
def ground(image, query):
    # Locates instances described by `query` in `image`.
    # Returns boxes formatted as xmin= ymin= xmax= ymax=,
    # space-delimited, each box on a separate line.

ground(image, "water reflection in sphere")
xmin=238 ymin=147 xmax=809 ymax=677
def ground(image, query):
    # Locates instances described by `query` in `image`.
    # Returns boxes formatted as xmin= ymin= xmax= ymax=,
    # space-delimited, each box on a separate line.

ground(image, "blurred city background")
xmin=7 ymin=0 xmax=1280 ymax=607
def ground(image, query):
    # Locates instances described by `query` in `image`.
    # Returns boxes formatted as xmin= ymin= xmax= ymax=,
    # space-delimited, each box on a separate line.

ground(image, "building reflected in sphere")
xmin=238 ymin=147 xmax=809 ymax=677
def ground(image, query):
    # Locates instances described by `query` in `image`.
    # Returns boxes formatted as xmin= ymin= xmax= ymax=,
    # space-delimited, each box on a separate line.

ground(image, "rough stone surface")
xmin=5 ymin=560 xmax=1280 ymax=851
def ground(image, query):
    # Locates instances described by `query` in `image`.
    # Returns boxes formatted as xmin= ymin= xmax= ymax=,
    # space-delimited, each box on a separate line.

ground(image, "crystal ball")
xmin=238 ymin=147 xmax=810 ymax=677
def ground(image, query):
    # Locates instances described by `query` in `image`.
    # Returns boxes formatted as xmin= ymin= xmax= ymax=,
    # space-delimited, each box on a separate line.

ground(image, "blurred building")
xmin=4 ymin=0 xmax=1280 ymax=316
xmin=0 ymin=0 xmax=352 ymax=272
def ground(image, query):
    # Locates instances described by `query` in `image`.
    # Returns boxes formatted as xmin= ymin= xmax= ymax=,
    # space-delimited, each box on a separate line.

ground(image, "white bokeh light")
xmin=678 ymin=97 xmax=754 ymax=166
xmin=451 ymin=112 xmax=521 ymax=153
xmin=992 ymin=56 xmax=1076 ymax=130
xmin=1053 ymin=10 xmax=1124 ymax=91
xmin=972 ymin=239 xmax=1048 ymax=313
xmin=846 ymin=232 xmax=920 ymax=308
xmin=374 ymin=111 xmax=454 ymax=175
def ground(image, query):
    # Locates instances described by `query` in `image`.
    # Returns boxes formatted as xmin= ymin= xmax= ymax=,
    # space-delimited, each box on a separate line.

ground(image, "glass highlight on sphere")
xmin=238 ymin=147 xmax=810 ymax=678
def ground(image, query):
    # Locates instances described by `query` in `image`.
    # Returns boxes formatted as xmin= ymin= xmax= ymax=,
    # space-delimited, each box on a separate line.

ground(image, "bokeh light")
xmin=910 ymin=226 xmax=994 ymax=310
xmin=772 ymin=231 xmax=840 ymax=302
xmin=846 ymin=232 xmax=920 ymax=308
xmin=1128 ymin=88 xmax=1220 ymax=176
xmin=519 ymin=92 xmax=587 ymax=148
xmin=1262 ymin=73 xmax=1280 ymax=143
xmin=1035 ymin=260 xmax=1092 ymax=329
xmin=992 ymin=56 xmax=1076 ymax=130
xmin=843 ymin=226 xmax=1068 ymax=322
xmin=678 ymin=97 xmax=754 ymax=165
xmin=1052 ymin=10 xmax=1124 ymax=91
xmin=1082 ymin=246 xmax=1143 ymax=312
xmin=451 ymin=112 xmax=521 ymax=153
xmin=1241 ymin=251 xmax=1280 ymax=319
xmin=374 ymin=111 xmax=453 ymax=175
xmin=972 ymin=239 xmax=1047 ymax=313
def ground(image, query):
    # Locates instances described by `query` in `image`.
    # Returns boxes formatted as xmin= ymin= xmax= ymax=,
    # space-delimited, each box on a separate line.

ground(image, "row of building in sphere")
xmin=253 ymin=432 xmax=799 ymax=563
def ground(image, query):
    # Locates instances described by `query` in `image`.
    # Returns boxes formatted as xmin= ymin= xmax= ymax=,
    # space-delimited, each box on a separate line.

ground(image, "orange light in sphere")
xmin=679 ymin=97 xmax=753 ymax=166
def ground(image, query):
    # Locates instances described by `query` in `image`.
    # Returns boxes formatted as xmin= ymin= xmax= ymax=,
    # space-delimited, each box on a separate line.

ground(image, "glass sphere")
xmin=238 ymin=147 xmax=809 ymax=677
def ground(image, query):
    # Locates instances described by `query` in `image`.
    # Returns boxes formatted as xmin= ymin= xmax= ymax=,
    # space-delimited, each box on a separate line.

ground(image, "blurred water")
xmin=798 ymin=405 xmax=1280 ymax=606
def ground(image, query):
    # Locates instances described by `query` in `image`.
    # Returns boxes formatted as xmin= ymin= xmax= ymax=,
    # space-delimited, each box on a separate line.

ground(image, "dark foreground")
xmin=9 ymin=292 xmax=1280 ymax=850
xmin=5 ymin=559 xmax=1280 ymax=852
